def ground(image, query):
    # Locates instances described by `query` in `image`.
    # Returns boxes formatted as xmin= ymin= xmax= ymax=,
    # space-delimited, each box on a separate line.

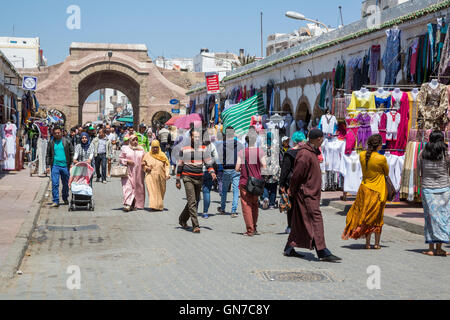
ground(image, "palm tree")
xmin=232 ymin=54 xmax=256 ymax=68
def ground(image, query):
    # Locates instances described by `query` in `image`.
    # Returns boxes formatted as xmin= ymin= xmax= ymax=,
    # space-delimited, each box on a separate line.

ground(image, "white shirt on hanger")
xmin=385 ymin=153 xmax=405 ymax=191
xmin=369 ymin=111 xmax=380 ymax=134
xmin=322 ymin=137 xmax=345 ymax=172
xmin=320 ymin=114 xmax=337 ymax=135
xmin=386 ymin=111 xmax=401 ymax=140
xmin=339 ymin=152 xmax=362 ymax=195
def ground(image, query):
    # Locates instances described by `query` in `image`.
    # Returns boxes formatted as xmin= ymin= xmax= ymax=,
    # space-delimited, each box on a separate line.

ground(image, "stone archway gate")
xmin=18 ymin=42 xmax=188 ymax=128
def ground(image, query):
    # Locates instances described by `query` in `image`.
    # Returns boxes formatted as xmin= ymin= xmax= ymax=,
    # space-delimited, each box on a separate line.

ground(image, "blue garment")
xmin=51 ymin=165 xmax=69 ymax=204
xmin=421 ymin=187 xmax=450 ymax=244
xmin=53 ymin=139 xmax=67 ymax=167
xmin=428 ymin=23 xmax=437 ymax=71
xmin=382 ymin=29 xmax=401 ymax=85
xmin=374 ymin=95 xmax=391 ymax=110
xmin=202 ymin=172 xmax=214 ymax=213
xmin=262 ymin=182 xmax=278 ymax=207
xmin=221 ymin=169 xmax=240 ymax=213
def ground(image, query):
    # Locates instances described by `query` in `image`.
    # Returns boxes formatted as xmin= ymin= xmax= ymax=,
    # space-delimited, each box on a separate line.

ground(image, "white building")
xmin=154 ymin=57 xmax=194 ymax=72
xmin=266 ymin=24 xmax=330 ymax=57
xmin=102 ymin=88 xmax=131 ymax=117
xmin=362 ymin=0 xmax=410 ymax=17
xmin=193 ymin=49 xmax=239 ymax=81
xmin=0 ymin=37 xmax=47 ymax=69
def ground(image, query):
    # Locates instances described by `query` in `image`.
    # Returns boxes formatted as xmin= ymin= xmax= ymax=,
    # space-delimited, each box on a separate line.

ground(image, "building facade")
xmin=193 ymin=49 xmax=239 ymax=81
xmin=0 ymin=37 xmax=47 ymax=69
xmin=154 ymin=57 xmax=194 ymax=72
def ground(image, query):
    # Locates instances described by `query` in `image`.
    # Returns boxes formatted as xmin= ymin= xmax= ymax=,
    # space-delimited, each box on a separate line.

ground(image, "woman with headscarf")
xmin=142 ymin=140 xmax=170 ymax=211
xmin=73 ymin=132 xmax=94 ymax=165
xmin=119 ymin=134 xmax=146 ymax=212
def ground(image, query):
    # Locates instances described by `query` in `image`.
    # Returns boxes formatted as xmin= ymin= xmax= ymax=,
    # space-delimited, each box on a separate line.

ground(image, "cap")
xmin=281 ymin=136 xmax=289 ymax=143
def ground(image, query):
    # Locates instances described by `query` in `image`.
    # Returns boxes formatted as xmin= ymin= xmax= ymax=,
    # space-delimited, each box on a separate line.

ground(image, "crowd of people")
xmin=44 ymin=120 xmax=449 ymax=261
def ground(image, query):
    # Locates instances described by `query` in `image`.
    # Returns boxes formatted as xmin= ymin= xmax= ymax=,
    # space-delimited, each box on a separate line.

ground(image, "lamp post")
xmin=285 ymin=11 xmax=329 ymax=32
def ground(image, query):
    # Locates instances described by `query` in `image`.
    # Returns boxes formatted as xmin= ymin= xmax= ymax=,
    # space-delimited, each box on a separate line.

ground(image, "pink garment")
xmin=393 ymin=92 xmax=410 ymax=156
xmin=410 ymin=38 xmax=419 ymax=79
xmin=119 ymin=145 xmax=146 ymax=209
xmin=378 ymin=112 xmax=387 ymax=144
xmin=250 ymin=115 xmax=263 ymax=133
xmin=345 ymin=129 xmax=357 ymax=155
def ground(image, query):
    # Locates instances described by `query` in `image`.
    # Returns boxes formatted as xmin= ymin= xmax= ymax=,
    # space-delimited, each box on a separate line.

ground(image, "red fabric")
xmin=238 ymin=147 xmax=264 ymax=187
xmin=393 ymin=92 xmax=410 ymax=156
xmin=379 ymin=112 xmax=387 ymax=144
xmin=345 ymin=129 xmax=357 ymax=155
xmin=240 ymin=187 xmax=259 ymax=234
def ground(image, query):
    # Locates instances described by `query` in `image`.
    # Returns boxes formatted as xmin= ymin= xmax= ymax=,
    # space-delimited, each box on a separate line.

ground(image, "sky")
xmin=0 ymin=0 xmax=362 ymax=65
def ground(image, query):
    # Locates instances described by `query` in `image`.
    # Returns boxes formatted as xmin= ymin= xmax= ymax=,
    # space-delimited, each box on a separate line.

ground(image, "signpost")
xmin=22 ymin=76 xmax=37 ymax=91
xmin=205 ymin=72 xmax=220 ymax=94
xmin=171 ymin=108 xmax=180 ymax=114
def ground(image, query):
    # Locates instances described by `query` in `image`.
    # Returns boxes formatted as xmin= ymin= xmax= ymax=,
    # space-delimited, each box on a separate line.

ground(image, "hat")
xmin=308 ymin=129 xmax=323 ymax=140
xmin=139 ymin=123 xmax=146 ymax=128
xmin=88 ymin=126 xmax=95 ymax=130
xmin=292 ymin=131 xmax=306 ymax=143
xmin=281 ymin=136 xmax=289 ymax=143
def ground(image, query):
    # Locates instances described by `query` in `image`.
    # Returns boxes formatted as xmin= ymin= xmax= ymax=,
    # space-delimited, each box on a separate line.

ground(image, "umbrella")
xmin=165 ymin=115 xmax=180 ymax=126
xmin=174 ymin=113 xmax=203 ymax=129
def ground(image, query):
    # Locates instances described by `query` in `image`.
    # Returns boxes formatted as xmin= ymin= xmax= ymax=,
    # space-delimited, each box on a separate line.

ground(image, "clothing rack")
xmin=363 ymin=85 xmax=419 ymax=89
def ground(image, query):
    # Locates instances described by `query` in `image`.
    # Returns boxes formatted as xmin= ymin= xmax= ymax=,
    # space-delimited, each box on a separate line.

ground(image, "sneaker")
xmin=50 ymin=202 xmax=59 ymax=208
xmin=268 ymin=205 xmax=275 ymax=210
xmin=262 ymin=198 xmax=269 ymax=210
xmin=102 ymin=181 xmax=107 ymax=184
xmin=96 ymin=178 xmax=100 ymax=182
xmin=231 ymin=213 xmax=238 ymax=218
xmin=202 ymin=214 xmax=209 ymax=219
xmin=217 ymin=207 xmax=225 ymax=215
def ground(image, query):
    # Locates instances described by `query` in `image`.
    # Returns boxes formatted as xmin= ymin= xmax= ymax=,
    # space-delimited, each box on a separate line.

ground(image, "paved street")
xmin=0 ymin=174 xmax=449 ymax=300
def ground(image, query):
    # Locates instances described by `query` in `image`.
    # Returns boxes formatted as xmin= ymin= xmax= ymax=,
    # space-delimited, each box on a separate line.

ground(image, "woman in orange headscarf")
xmin=142 ymin=139 xmax=170 ymax=211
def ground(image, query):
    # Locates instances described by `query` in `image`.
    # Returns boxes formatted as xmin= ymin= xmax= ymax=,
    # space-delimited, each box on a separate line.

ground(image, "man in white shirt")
xmin=105 ymin=127 xmax=117 ymax=178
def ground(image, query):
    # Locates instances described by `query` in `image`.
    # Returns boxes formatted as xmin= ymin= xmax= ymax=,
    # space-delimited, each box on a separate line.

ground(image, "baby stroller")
xmin=68 ymin=162 xmax=95 ymax=211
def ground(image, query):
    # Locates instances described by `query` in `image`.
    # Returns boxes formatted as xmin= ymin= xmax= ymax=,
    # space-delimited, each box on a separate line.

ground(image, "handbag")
xmin=385 ymin=176 xmax=396 ymax=202
xmin=111 ymin=164 xmax=129 ymax=178
xmin=244 ymin=150 xmax=265 ymax=196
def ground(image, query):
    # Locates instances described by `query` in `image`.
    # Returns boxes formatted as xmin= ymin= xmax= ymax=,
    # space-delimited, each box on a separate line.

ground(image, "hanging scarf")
xmin=149 ymin=140 xmax=170 ymax=166
xmin=80 ymin=132 xmax=90 ymax=151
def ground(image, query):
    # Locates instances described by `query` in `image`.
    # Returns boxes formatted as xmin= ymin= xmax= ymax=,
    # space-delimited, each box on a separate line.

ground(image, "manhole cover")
xmin=258 ymin=271 xmax=334 ymax=282
xmin=46 ymin=225 xmax=99 ymax=231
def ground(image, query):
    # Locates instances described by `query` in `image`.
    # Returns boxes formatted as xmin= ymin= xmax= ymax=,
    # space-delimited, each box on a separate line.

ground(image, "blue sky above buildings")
xmin=0 ymin=0 xmax=361 ymax=65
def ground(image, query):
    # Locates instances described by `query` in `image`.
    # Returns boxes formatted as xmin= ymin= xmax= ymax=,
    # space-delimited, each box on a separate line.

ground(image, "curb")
xmin=0 ymin=177 xmax=50 ymax=280
xmin=321 ymin=198 xmax=424 ymax=236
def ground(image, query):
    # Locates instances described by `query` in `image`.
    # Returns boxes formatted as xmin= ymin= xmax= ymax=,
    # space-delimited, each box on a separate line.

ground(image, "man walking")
xmin=217 ymin=126 xmax=243 ymax=218
xmin=91 ymin=128 xmax=112 ymax=183
xmin=176 ymin=128 xmax=216 ymax=233
xmin=106 ymin=126 xmax=118 ymax=177
xmin=46 ymin=127 xmax=74 ymax=208
xmin=137 ymin=124 xmax=150 ymax=152
xmin=283 ymin=129 xmax=342 ymax=262
xmin=158 ymin=125 xmax=171 ymax=153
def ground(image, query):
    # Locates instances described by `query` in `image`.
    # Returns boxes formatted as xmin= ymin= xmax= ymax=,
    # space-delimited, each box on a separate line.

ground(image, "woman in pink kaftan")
xmin=119 ymin=134 xmax=145 ymax=211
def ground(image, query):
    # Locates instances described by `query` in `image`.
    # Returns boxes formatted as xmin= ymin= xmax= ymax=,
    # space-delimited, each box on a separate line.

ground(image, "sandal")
xmin=435 ymin=250 xmax=448 ymax=257
xmin=373 ymin=245 xmax=381 ymax=250
xmin=243 ymin=232 xmax=254 ymax=237
xmin=421 ymin=250 xmax=435 ymax=256
xmin=365 ymin=245 xmax=371 ymax=249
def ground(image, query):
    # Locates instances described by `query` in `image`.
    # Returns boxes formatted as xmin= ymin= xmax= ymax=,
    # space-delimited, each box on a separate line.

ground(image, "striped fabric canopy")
xmin=221 ymin=92 xmax=266 ymax=136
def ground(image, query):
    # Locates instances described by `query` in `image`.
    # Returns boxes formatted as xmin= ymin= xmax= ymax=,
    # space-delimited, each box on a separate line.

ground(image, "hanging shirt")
xmin=319 ymin=114 xmax=337 ymax=135
xmin=321 ymin=138 xmax=345 ymax=172
xmin=348 ymin=90 xmax=376 ymax=114
xmin=339 ymin=153 xmax=363 ymax=195
xmin=368 ymin=112 xmax=380 ymax=134
xmin=385 ymin=153 xmax=405 ymax=191
xmin=386 ymin=111 xmax=401 ymax=140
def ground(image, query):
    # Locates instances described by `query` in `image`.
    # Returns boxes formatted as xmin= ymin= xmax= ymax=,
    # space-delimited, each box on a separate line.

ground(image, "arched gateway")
xmin=18 ymin=43 xmax=188 ymax=128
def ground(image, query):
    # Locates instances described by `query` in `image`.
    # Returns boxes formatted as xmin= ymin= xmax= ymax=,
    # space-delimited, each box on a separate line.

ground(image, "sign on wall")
xmin=206 ymin=72 xmax=220 ymax=94
xmin=22 ymin=76 xmax=38 ymax=91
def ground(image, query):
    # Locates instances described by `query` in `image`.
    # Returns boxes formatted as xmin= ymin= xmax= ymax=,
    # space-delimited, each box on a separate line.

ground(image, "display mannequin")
xmin=429 ymin=79 xmax=439 ymax=89
xmin=319 ymin=110 xmax=337 ymax=135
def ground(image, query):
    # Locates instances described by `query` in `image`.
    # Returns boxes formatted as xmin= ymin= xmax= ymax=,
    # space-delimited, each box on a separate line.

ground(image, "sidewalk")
xmin=321 ymin=191 xmax=425 ymax=235
xmin=0 ymin=169 xmax=49 ymax=276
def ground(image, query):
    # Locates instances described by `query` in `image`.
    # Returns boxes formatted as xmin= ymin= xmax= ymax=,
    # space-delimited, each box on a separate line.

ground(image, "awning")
xmin=221 ymin=92 xmax=265 ymax=136
xmin=165 ymin=115 xmax=180 ymax=126
xmin=116 ymin=116 xmax=133 ymax=123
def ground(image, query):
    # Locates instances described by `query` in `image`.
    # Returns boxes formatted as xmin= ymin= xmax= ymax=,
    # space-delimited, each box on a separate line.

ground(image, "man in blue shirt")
xmin=46 ymin=127 xmax=74 ymax=208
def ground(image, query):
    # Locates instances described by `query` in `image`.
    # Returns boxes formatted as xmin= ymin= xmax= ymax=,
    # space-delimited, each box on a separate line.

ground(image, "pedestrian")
xmin=46 ymin=126 xmax=74 ymax=208
xmin=106 ymin=126 xmax=118 ymax=177
xmin=418 ymin=130 xmax=449 ymax=256
xmin=91 ymin=128 xmax=112 ymax=184
xmin=342 ymin=134 xmax=388 ymax=250
xmin=201 ymin=130 xmax=219 ymax=218
xmin=73 ymin=132 xmax=94 ymax=165
xmin=137 ymin=124 xmax=150 ymax=152
xmin=69 ymin=127 xmax=79 ymax=148
xmin=261 ymin=141 xmax=281 ymax=210
xmin=142 ymin=140 xmax=171 ymax=211
xmin=176 ymin=128 xmax=216 ymax=233
xmin=158 ymin=125 xmax=171 ymax=153
xmin=235 ymin=127 xmax=266 ymax=236
xmin=279 ymin=131 xmax=306 ymax=234
xmin=119 ymin=134 xmax=146 ymax=212
xmin=217 ymin=126 xmax=244 ymax=217
xmin=284 ymin=129 xmax=342 ymax=262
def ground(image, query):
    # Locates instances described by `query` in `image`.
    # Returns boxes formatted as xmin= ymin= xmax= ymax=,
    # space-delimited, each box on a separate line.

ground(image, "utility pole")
xmin=339 ymin=6 xmax=344 ymax=27
xmin=260 ymin=11 xmax=263 ymax=58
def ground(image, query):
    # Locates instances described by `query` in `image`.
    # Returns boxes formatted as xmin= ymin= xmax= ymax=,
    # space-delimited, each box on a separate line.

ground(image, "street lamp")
xmin=285 ymin=11 xmax=329 ymax=32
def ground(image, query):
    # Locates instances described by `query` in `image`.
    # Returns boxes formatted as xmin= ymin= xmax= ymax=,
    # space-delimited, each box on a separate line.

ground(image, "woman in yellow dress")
xmin=342 ymin=134 xmax=388 ymax=249
xmin=142 ymin=140 xmax=170 ymax=211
